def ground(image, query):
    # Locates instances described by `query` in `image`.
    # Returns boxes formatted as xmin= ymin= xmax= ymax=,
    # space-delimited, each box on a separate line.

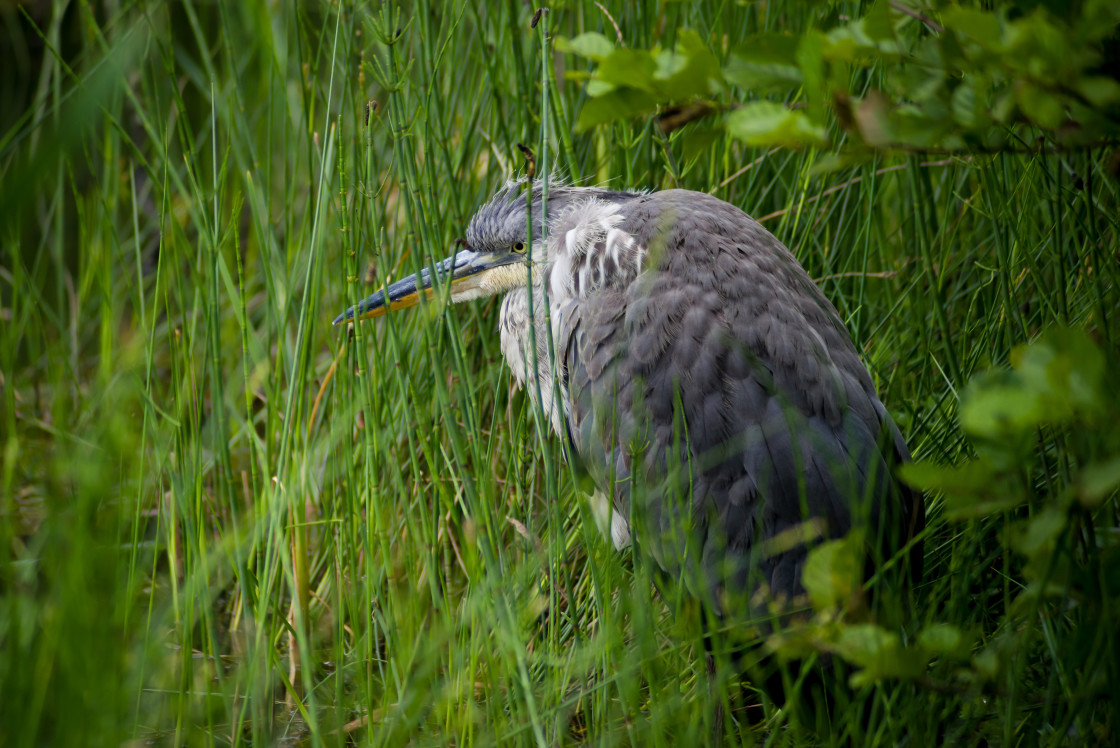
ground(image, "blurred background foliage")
xmin=1 ymin=0 xmax=1118 ymax=745
xmin=565 ymin=0 xmax=1120 ymax=157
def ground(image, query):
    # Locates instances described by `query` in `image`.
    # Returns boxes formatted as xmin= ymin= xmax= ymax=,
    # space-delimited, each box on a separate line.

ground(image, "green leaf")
xmin=557 ymin=32 xmax=615 ymax=62
xmin=955 ymin=329 xmax=1106 ymax=454
xmin=1004 ymin=11 xmax=1080 ymax=86
xmin=972 ymin=645 xmax=1002 ymax=681
xmin=725 ymin=101 xmax=829 ymax=149
xmin=1079 ymin=457 xmax=1120 ymax=507
xmin=797 ymin=31 xmax=828 ymax=119
xmin=898 ymin=459 xmax=1024 ymax=520
xmin=951 ymin=81 xmax=989 ymax=128
xmin=991 ymin=91 xmax=1017 ymax=123
xmin=943 ymin=8 xmax=1005 ymax=52
xmin=597 ymin=49 xmax=658 ymax=93
xmin=729 ymin=33 xmax=799 ymax=66
xmin=1011 ymin=328 xmax=1105 ymax=411
xmin=1016 ymin=83 xmax=1065 ymax=129
xmin=1082 ymin=0 xmax=1120 ymax=40
xmin=653 ymin=29 xmax=721 ymax=101
xmin=679 ymin=126 xmax=722 ymax=163
xmin=834 ymin=624 xmax=898 ymax=667
xmin=897 ymin=459 xmax=992 ymax=494
xmin=936 ymin=30 xmax=968 ymax=72
xmin=586 ymin=78 xmax=617 ymax=97
xmin=834 ymin=624 xmax=927 ymax=685
xmin=918 ymin=624 xmax=975 ymax=660
xmin=823 ymin=19 xmax=901 ymax=63
xmin=1011 ymin=507 xmax=1066 ymax=558
xmin=802 ymin=534 xmax=863 ymax=611
xmin=864 ymin=0 xmax=895 ymax=42
xmin=1077 ymin=76 xmax=1120 ymax=107
xmin=960 ymin=369 xmax=1053 ymax=438
xmin=891 ymin=102 xmax=952 ymax=148
xmin=725 ymin=33 xmax=803 ymax=92
xmin=575 ymin=88 xmax=659 ymax=131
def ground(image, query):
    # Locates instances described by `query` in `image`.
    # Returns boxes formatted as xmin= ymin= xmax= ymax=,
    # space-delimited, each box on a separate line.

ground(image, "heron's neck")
xmin=547 ymin=199 xmax=645 ymax=304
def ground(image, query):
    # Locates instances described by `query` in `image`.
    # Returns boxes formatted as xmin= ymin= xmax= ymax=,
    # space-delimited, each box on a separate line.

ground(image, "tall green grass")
xmin=1 ymin=1 xmax=1117 ymax=746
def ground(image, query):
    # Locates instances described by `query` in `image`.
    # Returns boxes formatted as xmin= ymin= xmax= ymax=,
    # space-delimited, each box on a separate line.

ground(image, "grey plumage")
xmin=338 ymin=180 xmax=924 ymax=626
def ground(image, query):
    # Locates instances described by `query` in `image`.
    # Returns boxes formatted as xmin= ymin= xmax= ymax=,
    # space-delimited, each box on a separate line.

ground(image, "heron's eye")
xmin=512 ymin=241 xmax=526 ymax=254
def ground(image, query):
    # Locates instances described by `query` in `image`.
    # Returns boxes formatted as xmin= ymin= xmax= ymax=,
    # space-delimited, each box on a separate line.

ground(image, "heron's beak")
xmin=333 ymin=249 xmax=525 ymax=325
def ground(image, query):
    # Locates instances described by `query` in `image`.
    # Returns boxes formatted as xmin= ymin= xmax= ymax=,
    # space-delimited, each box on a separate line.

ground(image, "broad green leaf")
xmin=1012 ymin=328 xmax=1105 ymax=410
xmin=586 ymin=78 xmax=616 ymax=97
xmin=991 ymin=90 xmax=1017 ymax=123
xmin=939 ymin=487 xmax=1025 ymax=520
xmin=653 ymin=30 xmax=721 ymax=101
xmin=730 ymin=33 xmax=800 ymax=66
xmin=972 ymin=645 xmax=1003 ymax=681
xmin=823 ymin=19 xmax=901 ymax=63
xmin=834 ymin=624 xmax=927 ymax=685
xmin=943 ymin=8 xmax=1004 ymax=52
xmin=958 ymin=331 xmax=1104 ymax=445
xmin=834 ymin=624 xmax=899 ymax=667
xmin=797 ymin=31 xmax=828 ymax=119
xmin=864 ymin=0 xmax=895 ymax=42
xmin=888 ymin=39 xmax=947 ymax=101
xmin=1016 ymin=83 xmax=1065 ymax=129
xmin=1079 ymin=457 xmax=1120 ymax=507
xmin=597 ymin=49 xmax=658 ymax=93
xmin=679 ymin=126 xmax=722 ymax=163
xmin=951 ymin=81 xmax=988 ymax=128
xmin=725 ymin=33 xmax=803 ymax=92
xmin=1047 ymin=328 xmax=1105 ymax=406
xmin=892 ymin=102 xmax=953 ymax=148
xmin=960 ymin=370 xmax=1053 ymax=438
xmin=655 ymin=46 xmax=688 ymax=82
xmin=912 ymin=69 xmax=949 ymax=104
xmin=725 ymin=102 xmax=829 ymax=149
xmin=898 ymin=459 xmax=1024 ymax=520
xmin=722 ymin=59 xmax=802 ymax=93
xmin=575 ymin=88 xmax=659 ymax=131
xmin=1011 ymin=507 xmax=1066 ymax=558
xmin=1003 ymin=11 xmax=1082 ymax=85
xmin=1082 ymin=0 xmax=1120 ymax=40
xmin=802 ymin=534 xmax=863 ymax=611
xmin=918 ymin=624 xmax=975 ymax=660
xmin=936 ymin=31 xmax=968 ymax=72
xmin=898 ymin=459 xmax=995 ymax=494
xmin=556 ymin=32 xmax=615 ymax=62
xmin=764 ymin=625 xmax=823 ymax=661
xmin=1077 ymin=76 xmax=1120 ymax=107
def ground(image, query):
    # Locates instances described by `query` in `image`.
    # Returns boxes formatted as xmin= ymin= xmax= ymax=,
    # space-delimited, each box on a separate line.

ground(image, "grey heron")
xmin=335 ymin=180 xmax=924 ymax=679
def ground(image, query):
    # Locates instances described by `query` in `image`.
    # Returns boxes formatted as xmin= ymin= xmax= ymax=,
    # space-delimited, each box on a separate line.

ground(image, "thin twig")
xmin=308 ymin=329 xmax=347 ymax=441
xmin=814 ymin=270 xmax=898 ymax=283
xmin=719 ymin=148 xmax=781 ymax=189
xmin=890 ymin=1 xmax=944 ymax=34
xmin=594 ymin=1 xmax=623 ymax=44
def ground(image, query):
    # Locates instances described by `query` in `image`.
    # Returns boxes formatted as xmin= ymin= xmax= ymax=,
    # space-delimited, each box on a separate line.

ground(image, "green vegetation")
xmin=1 ymin=1 xmax=1118 ymax=745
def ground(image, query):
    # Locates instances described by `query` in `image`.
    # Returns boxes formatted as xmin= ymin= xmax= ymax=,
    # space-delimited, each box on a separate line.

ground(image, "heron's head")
xmin=333 ymin=180 xmax=637 ymax=324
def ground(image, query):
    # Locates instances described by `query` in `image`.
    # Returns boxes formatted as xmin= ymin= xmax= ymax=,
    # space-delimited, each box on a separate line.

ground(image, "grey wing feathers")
xmin=556 ymin=190 xmax=922 ymax=611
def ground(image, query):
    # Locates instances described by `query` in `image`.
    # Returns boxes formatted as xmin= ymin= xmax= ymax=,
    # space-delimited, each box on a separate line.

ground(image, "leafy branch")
xmin=557 ymin=1 xmax=1120 ymax=169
